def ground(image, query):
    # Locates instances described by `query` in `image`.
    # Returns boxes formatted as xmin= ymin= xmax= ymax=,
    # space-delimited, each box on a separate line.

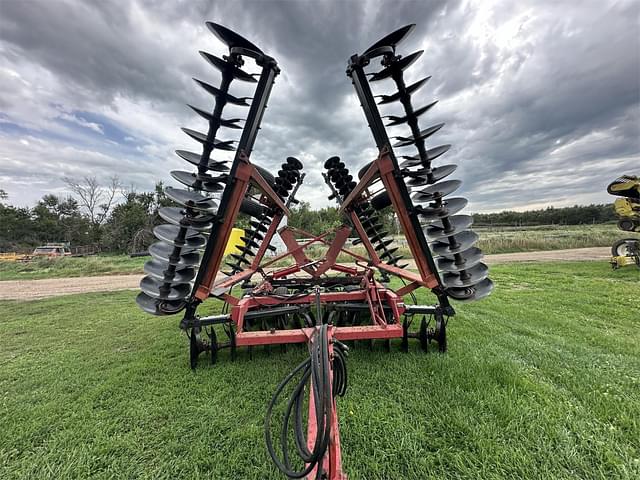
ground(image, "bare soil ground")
xmin=0 ymin=247 xmax=611 ymax=301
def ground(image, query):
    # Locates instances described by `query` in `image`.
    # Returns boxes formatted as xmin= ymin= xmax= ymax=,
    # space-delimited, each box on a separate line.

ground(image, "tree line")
xmin=472 ymin=204 xmax=616 ymax=226
xmin=0 ymin=179 xmax=617 ymax=253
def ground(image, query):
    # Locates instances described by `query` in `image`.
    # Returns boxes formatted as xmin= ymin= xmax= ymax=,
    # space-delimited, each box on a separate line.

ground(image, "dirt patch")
xmin=0 ymin=247 xmax=611 ymax=301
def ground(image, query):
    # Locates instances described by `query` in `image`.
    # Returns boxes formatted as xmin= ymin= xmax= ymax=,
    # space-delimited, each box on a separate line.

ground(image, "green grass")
xmin=1 ymin=262 xmax=638 ymax=479
xmin=0 ymin=255 xmax=146 ymax=281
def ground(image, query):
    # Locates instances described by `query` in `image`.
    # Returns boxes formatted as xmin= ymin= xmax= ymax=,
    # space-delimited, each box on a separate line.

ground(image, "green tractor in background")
xmin=607 ymin=175 xmax=640 ymax=269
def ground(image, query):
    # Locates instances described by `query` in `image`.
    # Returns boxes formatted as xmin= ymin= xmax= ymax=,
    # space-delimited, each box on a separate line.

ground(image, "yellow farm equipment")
xmin=607 ymin=175 xmax=640 ymax=269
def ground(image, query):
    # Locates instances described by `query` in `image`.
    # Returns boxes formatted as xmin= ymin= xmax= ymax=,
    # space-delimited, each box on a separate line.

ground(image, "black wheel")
xmin=189 ymin=327 xmax=200 ymax=370
xmin=617 ymin=219 xmax=637 ymax=232
xmin=401 ymin=318 xmax=409 ymax=353
xmin=419 ymin=317 xmax=429 ymax=352
xmin=208 ymin=327 xmax=218 ymax=365
xmin=435 ymin=313 xmax=447 ymax=353
xmin=229 ymin=325 xmax=237 ymax=361
xmin=611 ymin=238 xmax=640 ymax=257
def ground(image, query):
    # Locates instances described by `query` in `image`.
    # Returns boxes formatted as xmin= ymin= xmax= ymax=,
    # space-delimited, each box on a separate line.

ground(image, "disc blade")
xmin=430 ymin=230 xmax=479 ymax=256
xmin=400 ymin=144 xmax=451 ymax=168
xmin=136 ymin=292 xmax=186 ymax=316
xmin=140 ymin=276 xmax=191 ymax=301
xmin=199 ymin=51 xmax=257 ymax=83
xmin=370 ymin=50 xmax=424 ymax=81
xmin=447 ymin=278 xmax=494 ymax=302
xmin=374 ymin=239 xmax=394 ymax=251
xmin=441 ymin=262 xmax=489 ymax=288
xmin=241 ymin=237 xmax=261 ymax=250
xmin=144 ymin=259 xmax=196 ymax=284
xmin=435 ymin=247 xmax=484 ymax=273
xmin=363 ymin=24 xmax=415 ymax=55
xmin=170 ymin=170 xmax=225 ymax=192
xmin=424 ymin=215 xmax=473 ymax=241
xmin=181 ymin=128 xmax=236 ymax=151
xmin=380 ymin=247 xmax=400 ymax=259
xmin=417 ymin=197 xmax=468 ymax=221
xmin=153 ymin=224 xmax=207 ymax=249
xmin=158 ymin=207 xmax=213 ymax=231
xmin=249 ymin=221 xmax=268 ymax=232
xmin=165 ymin=186 xmax=218 ymax=212
xmin=193 ymin=78 xmax=251 ymax=106
xmin=393 ymin=123 xmax=445 ymax=147
xmin=385 ymin=99 xmax=437 ymax=126
xmin=412 ymin=180 xmax=462 ymax=202
xmin=206 ymin=22 xmax=264 ymax=55
xmin=149 ymin=241 xmax=200 ymax=266
xmin=175 ymin=150 xmax=229 ymax=172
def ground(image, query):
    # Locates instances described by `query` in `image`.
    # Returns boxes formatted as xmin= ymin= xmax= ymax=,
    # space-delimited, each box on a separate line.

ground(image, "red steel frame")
xmin=192 ymin=150 xmax=443 ymax=479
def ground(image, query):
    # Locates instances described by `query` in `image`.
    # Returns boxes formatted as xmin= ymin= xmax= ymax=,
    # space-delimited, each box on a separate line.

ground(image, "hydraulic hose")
xmin=265 ymin=324 xmax=348 ymax=479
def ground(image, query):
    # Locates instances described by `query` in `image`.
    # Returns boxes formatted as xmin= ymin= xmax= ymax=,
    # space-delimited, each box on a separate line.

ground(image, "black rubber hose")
xmin=265 ymin=325 xmax=347 ymax=479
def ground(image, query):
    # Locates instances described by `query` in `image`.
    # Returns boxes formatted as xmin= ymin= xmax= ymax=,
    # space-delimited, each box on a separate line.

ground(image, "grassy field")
xmin=1 ymin=261 xmax=638 ymax=479
xmin=0 ymin=255 xmax=146 ymax=281
xmin=474 ymin=223 xmax=634 ymax=254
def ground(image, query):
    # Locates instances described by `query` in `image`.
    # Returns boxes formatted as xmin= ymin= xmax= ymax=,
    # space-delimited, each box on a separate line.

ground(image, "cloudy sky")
xmin=0 ymin=0 xmax=638 ymax=212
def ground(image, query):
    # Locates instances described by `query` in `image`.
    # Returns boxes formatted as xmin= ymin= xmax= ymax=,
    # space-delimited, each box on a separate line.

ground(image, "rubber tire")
xmin=419 ymin=317 xmax=429 ymax=352
xmin=611 ymin=238 xmax=640 ymax=256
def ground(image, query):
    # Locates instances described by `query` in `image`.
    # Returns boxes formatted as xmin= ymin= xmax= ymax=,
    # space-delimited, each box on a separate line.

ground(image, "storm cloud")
xmin=0 ymin=0 xmax=638 ymax=212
